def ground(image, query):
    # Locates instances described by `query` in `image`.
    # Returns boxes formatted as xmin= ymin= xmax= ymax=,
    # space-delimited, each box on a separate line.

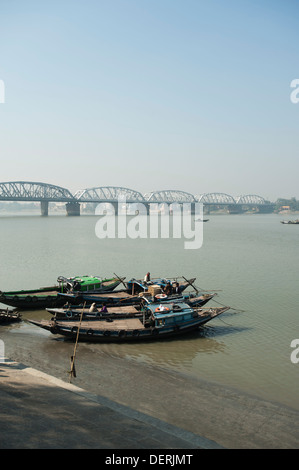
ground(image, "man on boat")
xmin=173 ymin=282 xmax=181 ymax=294
xmin=89 ymin=303 xmax=98 ymax=313
xmin=144 ymin=272 xmax=151 ymax=284
xmin=164 ymin=282 xmax=173 ymax=295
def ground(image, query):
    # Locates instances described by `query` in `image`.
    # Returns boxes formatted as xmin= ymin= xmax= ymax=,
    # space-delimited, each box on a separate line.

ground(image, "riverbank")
xmin=1 ymin=341 xmax=299 ymax=449
xmin=0 ymin=360 xmax=219 ymax=450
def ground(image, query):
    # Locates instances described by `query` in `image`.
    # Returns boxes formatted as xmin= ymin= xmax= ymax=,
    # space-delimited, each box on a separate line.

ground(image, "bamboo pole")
xmin=69 ymin=301 xmax=86 ymax=382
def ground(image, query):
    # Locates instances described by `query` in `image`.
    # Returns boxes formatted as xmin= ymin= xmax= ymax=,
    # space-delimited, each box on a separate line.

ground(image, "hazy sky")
xmin=0 ymin=0 xmax=299 ymax=201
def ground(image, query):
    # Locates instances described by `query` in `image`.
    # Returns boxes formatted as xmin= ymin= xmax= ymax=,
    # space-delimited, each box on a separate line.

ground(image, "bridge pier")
xmin=111 ymin=202 xmax=119 ymax=215
xmin=66 ymin=202 xmax=80 ymax=216
xmin=40 ymin=201 xmax=49 ymax=216
xmin=143 ymin=203 xmax=150 ymax=215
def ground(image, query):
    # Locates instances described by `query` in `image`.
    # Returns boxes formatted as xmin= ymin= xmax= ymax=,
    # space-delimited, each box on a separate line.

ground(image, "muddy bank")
xmin=1 ymin=323 xmax=299 ymax=449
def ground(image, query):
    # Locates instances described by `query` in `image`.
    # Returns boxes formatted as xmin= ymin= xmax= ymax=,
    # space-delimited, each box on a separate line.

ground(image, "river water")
xmin=0 ymin=211 xmax=298 ymax=410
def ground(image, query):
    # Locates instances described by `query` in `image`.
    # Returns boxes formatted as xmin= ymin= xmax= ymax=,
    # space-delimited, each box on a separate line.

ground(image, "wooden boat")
xmin=0 ymin=308 xmax=22 ymax=324
xmin=48 ymin=292 xmax=215 ymax=317
xmin=0 ymin=286 xmax=65 ymax=310
xmin=56 ymin=276 xmax=206 ymax=307
xmin=28 ymin=303 xmax=230 ymax=342
xmin=0 ymin=275 xmax=125 ymax=310
xmin=57 ymin=290 xmax=141 ymax=307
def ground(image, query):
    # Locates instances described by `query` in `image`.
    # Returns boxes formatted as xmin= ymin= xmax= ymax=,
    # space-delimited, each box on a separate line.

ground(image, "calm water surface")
xmin=0 ymin=212 xmax=298 ymax=409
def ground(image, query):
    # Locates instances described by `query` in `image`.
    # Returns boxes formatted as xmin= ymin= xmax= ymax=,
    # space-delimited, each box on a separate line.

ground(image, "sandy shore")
xmin=1 ymin=325 xmax=299 ymax=449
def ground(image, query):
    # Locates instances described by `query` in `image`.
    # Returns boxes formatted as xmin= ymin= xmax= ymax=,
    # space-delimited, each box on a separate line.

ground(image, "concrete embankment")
xmin=0 ymin=361 xmax=221 ymax=449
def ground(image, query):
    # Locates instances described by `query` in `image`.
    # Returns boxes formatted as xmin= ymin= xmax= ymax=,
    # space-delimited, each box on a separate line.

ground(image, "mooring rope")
xmin=211 ymin=296 xmax=246 ymax=313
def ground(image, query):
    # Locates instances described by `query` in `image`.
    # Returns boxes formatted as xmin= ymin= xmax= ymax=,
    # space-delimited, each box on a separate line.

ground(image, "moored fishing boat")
xmin=0 ymin=285 xmax=64 ymax=310
xmin=0 ymin=275 xmax=125 ymax=310
xmin=28 ymin=303 xmax=230 ymax=342
xmin=57 ymin=290 xmax=141 ymax=307
xmin=59 ymin=276 xmax=202 ymax=306
xmin=49 ymin=292 xmax=215 ymax=317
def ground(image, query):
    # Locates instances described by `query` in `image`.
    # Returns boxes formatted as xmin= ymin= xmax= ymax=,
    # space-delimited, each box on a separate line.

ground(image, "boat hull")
xmin=29 ymin=307 xmax=229 ymax=343
xmin=0 ymin=287 xmax=65 ymax=310
xmin=0 ymin=278 xmax=125 ymax=310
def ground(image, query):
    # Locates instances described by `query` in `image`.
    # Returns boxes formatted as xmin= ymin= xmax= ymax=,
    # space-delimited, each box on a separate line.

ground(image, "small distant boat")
xmin=28 ymin=303 xmax=230 ymax=343
xmin=0 ymin=275 xmax=125 ymax=310
xmin=281 ymin=220 xmax=299 ymax=224
xmin=0 ymin=308 xmax=22 ymax=324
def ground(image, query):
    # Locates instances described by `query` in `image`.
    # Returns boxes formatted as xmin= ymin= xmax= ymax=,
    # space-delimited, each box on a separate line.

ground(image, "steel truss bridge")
xmin=0 ymin=181 xmax=274 ymax=215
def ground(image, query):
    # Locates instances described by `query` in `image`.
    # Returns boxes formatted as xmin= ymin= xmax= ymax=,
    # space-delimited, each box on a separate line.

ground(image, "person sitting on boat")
xmin=164 ymin=282 xmax=173 ymax=295
xmin=173 ymin=282 xmax=181 ymax=294
xmin=100 ymin=304 xmax=108 ymax=313
xmin=144 ymin=272 xmax=151 ymax=284
xmin=89 ymin=303 xmax=98 ymax=313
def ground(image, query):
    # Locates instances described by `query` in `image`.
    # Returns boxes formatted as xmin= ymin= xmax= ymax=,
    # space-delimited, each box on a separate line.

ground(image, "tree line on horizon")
xmin=274 ymin=197 xmax=299 ymax=211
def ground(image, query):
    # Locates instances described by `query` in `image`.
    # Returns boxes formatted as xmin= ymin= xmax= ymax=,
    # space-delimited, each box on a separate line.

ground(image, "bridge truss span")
xmin=0 ymin=181 xmax=74 ymax=202
xmin=235 ymin=194 xmax=267 ymax=205
xmin=196 ymin=192 xmax=237 ymax=205
xmin=74 ymin=186 xmax=146 ymax=203
xmin=144 ymin=190 xmax=196 ymax=204
xmin=0 ymin=180 xmax=274 ymax=215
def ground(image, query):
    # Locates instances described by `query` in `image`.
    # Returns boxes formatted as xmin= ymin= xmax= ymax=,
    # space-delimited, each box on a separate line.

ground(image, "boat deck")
xmin=45 ymin=318 xmax=146 ymax=331
xmin=77 ymin=291 xmax=134 ymax=299
xmin=59 ymin=305 xmax=141 ymax=315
